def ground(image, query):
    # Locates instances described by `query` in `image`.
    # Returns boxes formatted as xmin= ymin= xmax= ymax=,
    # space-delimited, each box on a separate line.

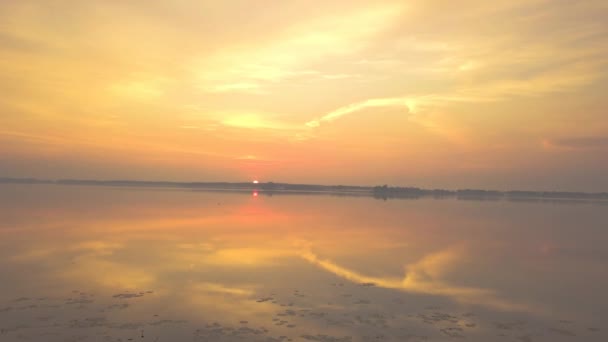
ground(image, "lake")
xmin=0 ymin=184 xmax=607 ymax=341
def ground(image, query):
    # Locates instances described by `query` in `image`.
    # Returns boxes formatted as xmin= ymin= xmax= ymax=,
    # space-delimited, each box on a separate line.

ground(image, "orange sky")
xmin=1 ymin=0 xmax=607 ymax=191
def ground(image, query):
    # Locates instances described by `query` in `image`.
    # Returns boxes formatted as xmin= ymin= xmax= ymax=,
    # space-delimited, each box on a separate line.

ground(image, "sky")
xmin=1 ymin=0 xmax=607 ymax=191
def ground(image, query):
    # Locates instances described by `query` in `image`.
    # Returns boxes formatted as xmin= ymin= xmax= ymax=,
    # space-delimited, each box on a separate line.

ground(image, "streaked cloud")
xmin=110 ymin=78 xmax=168 ymax=100
xmin=220 ymin=113 xmax=299 ymax=130
xmin=206 ymin=82 xmax=264 ymax=94
xmin=543 ymin=136 xmax=608 ymax=149
xmin=306 ymin=97 xmax=417 ymax=128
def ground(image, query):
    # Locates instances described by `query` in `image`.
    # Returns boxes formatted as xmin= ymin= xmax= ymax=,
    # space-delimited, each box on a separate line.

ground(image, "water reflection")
xmin=0 ymin=184 xmax=606 ymax=341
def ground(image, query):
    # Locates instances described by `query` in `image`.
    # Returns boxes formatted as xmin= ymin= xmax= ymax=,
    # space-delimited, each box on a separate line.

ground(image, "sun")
xmin=253 ymin=180 xmax=259 ymax=184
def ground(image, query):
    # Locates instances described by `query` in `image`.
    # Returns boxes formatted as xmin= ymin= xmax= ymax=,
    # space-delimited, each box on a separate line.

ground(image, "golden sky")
xmin=1 ymin=0 xmax=607 ymax=190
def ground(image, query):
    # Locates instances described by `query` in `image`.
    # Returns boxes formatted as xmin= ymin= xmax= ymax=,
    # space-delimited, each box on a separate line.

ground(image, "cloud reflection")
xmin=300 ymin=248 xmax=536 ymax=313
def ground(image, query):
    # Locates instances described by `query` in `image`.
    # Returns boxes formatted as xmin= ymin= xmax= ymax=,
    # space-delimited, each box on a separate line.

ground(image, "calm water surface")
xmin=0 ymin=184 xmax=607 ymax=341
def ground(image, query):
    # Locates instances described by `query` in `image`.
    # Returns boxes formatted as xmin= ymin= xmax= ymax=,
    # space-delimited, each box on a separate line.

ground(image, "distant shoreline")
xmin=2 ymin=177 xmax=608 ymax=203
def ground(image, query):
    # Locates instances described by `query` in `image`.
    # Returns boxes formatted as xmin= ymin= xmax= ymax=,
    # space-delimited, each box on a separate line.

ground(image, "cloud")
xmin=306 ymin=97 xmax=417 ymax=127
xmin=305 ymin=58 xmax=606 ymax=128
xmin=302 ymin=0 xmax=608 ymax=129
xmin=110 ymin=77 xmax=169 ymax=100
xmin=305 ymin=94 xmax=485 ymax=128
xmin=0 ymin=31 xmax=47 ymax=53
xmin=205 ymin=82 xmax=264 ymax=94
xmin=543 ymin=136 xmax=608 ymax=149
xmin=193 ymin=2 xmax=404 ymax=93
xmin=220 ymin=113 xmax=299 ymax=130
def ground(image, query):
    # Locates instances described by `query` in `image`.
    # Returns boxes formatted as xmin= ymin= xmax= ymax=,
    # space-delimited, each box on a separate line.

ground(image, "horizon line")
xmin=1 ymin=176 xmax=607 ymax=199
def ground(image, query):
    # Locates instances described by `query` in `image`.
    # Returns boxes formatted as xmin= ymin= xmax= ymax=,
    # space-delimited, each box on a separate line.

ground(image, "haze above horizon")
xmin=1 ymin=1 xmax=608 ymax=192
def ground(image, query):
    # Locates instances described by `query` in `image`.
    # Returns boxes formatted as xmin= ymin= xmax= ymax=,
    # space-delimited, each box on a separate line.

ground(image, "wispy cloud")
xmin=305 ymin=94 xmax=487 ymax=128
xmin=306 ymin=97 xmax=417 ymax=127
xmin=194 ymin=3 xmax=404 ymax=94
xmin=220 ymin=113 xmax=299 ymax=131
xmin=205 ymin=82 xmax=264 ymax=94
xmin=306 ymin=58 xmax=607 ymax=128
xmin=543 ymin=136 xmax=608 ymax=149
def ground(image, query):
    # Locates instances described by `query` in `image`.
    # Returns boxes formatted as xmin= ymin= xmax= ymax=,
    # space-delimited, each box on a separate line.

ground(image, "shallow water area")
xmin=1 ymin=184 xmax=607 ymax=341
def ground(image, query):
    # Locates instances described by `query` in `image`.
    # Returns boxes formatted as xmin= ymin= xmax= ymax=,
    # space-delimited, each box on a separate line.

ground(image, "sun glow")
xmin=0 ymin=1 xmax=606 ymax=190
